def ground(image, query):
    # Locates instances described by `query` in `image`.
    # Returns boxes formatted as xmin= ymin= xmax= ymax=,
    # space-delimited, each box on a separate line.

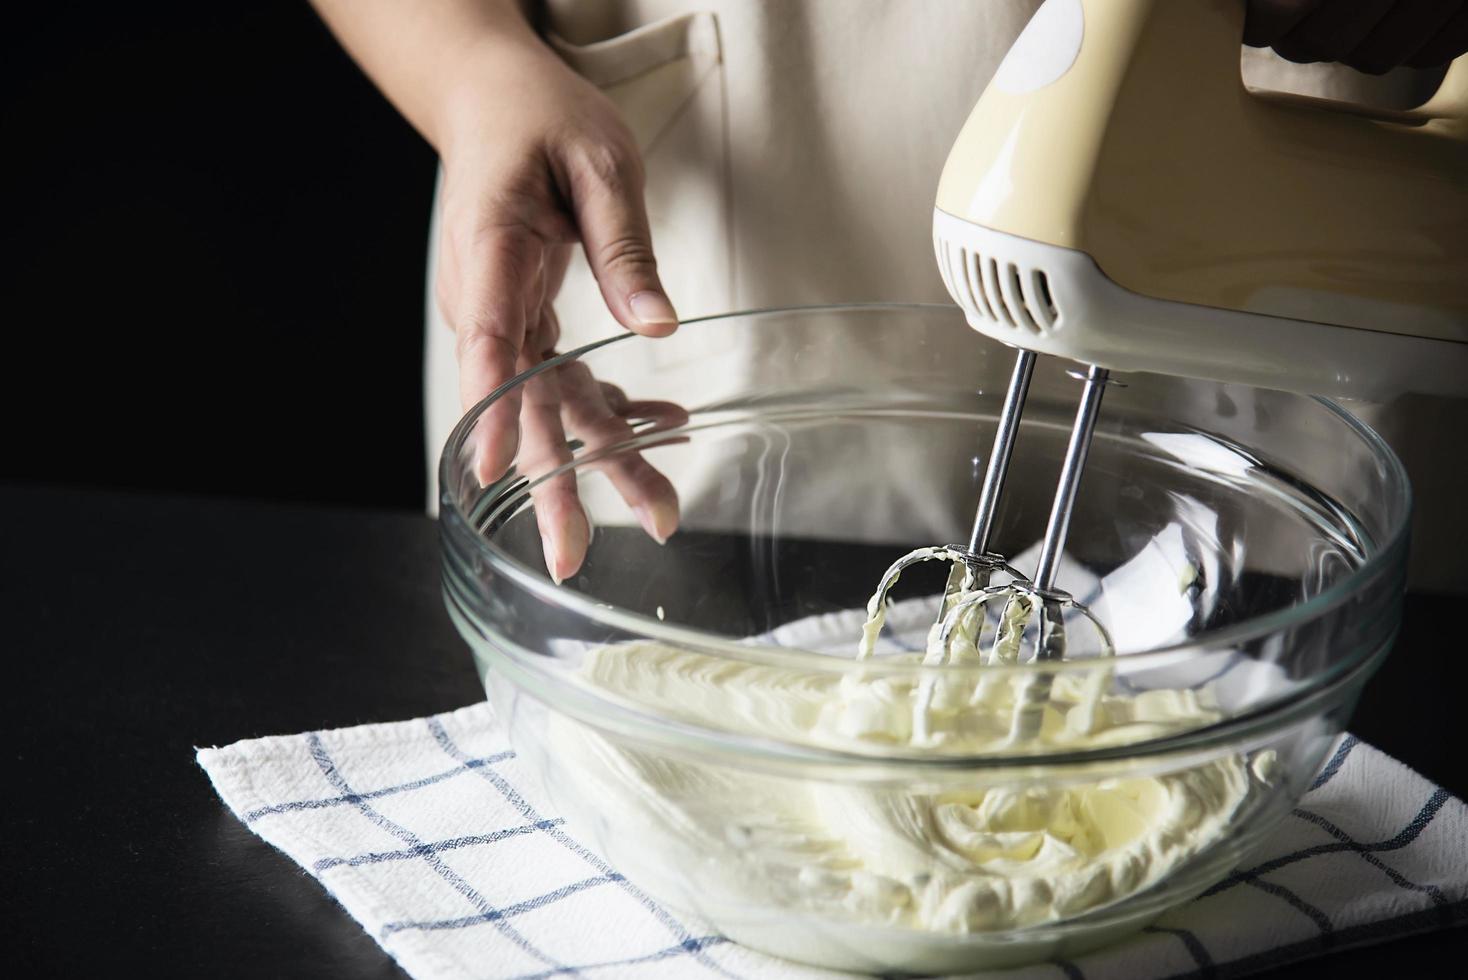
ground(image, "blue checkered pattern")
xmin=199 ymin=704 xmax=1466 ymax=980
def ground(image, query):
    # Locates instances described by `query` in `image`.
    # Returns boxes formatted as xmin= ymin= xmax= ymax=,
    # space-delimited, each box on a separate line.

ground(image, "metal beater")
xmin=862 ymin=350 xmax=1115 ymax=674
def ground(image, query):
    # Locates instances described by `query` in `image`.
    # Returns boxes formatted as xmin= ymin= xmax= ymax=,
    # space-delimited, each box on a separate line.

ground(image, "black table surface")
xmin=5 ymin=483 xmax=1463 ymax=978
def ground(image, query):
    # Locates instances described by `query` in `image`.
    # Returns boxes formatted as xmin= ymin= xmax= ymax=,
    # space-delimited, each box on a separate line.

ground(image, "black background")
xmin=4 ymin=2 xmax=436 ymax=509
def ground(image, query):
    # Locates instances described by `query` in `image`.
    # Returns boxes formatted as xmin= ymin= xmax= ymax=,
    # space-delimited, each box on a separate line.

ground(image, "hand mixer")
xmin=865 ymin=0 xmax=1468 ymax=679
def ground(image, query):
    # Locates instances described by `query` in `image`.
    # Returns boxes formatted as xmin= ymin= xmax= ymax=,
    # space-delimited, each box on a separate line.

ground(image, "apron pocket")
xmin=547 ymin=13 xmax=724 ymax=152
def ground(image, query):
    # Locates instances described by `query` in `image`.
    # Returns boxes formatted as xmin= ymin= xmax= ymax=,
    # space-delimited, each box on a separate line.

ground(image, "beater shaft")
xmin=1033 ymin=365 xmax=1110 ymax=594
xmin=966 ymin=349 xmax=1036 ymax=557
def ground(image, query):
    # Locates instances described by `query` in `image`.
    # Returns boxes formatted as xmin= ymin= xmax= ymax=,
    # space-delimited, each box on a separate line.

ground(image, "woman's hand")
xmin=309 ymin=0 xmax=681 ymax=582
xmin=434 ymin=37 xmax=681 ymax=580
xmin=1246 ymin=0 xmax=1468 ymax=74
xmin=436 ymin=35 xmax=679 ymax=469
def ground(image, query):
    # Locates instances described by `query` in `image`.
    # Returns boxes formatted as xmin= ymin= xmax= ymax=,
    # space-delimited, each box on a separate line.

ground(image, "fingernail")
xmin=474 ymin=426 xmax=518 ymax=488
xmin=629 ymin=290 xmax=678 ymax=326
xmin=472 ymin=446 xmax=487 ymax=487
xmin=542 ymin=535 xmax=563 ymax=585
xmin=633 ymin=501 xmax=678 ymax=545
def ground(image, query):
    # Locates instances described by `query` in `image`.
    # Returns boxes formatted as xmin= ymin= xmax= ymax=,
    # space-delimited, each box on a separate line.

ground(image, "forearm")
xmin=308 ymin=0 xmax=546 ymax=151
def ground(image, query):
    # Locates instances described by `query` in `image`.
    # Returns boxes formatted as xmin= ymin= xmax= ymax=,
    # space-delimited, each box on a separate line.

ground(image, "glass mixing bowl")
xmin=439 ymin=305 xmax=1408 ymax=974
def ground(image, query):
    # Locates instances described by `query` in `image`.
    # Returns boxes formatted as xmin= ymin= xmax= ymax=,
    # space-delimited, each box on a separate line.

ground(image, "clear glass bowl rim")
xmin=439 ymin=302 xmax=1412 ymax=679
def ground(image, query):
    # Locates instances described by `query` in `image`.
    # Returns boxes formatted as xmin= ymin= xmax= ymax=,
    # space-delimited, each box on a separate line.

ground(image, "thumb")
xmin=565 ymin=142 xmax=679 ymax=336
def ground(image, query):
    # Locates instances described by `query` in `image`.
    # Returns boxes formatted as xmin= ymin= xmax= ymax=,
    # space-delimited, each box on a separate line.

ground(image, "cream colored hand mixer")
xmin=869 ymin=0 xmax=1468 ymax=678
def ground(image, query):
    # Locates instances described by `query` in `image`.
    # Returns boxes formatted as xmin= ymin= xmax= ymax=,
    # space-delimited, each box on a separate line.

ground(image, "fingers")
xmin=526 ymin=291 xmax=562 ymax=359
xmin=542 ymin=242 xmax=574 ymax=303
xmin=1348 ymin=0 xmax=1462 ymax=74
xmin=618 ymin=399 xmax=692 ymax=434
xmin=592 ymin=384 xmax=694 ymax=435
xmin=1269 ymin=0 xmax=1397 ymax=65
xmin=1244 ymin=0 xmax=1468 ymax=74
xmin=599 ymin=381 xmax=629 ymax=414
xmin=520 ymin=304 xmax=588 ymax=582
xmin=451 ymin=227 xmax=541 ymax=485
xmin=559 ymin=360 xmax=682 ymax=546
xmin=559 ymin=140 xmax=680 ymax=338
xmin=1244 ymin=1 xmax=1468 ymax=82
xmin=1408 ymin=2 xmax=1468 ymax=66
xmin=1244 ymin=0 xmax=1323 ymax=48
xmin=518 ymin=334 xmax=590 ymax=584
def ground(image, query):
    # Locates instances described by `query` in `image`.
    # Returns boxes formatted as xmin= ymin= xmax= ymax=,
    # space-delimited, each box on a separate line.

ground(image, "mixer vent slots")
xmin=935 ymin=238 xmax=1059 ymax=335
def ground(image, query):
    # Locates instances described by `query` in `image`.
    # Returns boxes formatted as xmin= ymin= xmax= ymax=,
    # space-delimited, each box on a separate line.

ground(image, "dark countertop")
xmin=5 ymin=484 xmax=1463 ymax=978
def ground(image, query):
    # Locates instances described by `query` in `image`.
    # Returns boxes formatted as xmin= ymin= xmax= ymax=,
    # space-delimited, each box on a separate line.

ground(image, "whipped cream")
xmin=554 ymin=651 xmax=1261 ymax=936
xmin=546 ymin=558 xmax=1266 ymax=943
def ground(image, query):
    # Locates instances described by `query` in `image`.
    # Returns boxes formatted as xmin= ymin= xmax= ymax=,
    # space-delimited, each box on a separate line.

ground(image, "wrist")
xmin=428 ymin=14 xmax=562 ymax=155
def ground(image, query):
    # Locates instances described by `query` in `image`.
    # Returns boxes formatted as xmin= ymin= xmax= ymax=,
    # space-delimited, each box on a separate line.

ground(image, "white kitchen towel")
xmin=199 ymin=701 xmax=1467 ymax=980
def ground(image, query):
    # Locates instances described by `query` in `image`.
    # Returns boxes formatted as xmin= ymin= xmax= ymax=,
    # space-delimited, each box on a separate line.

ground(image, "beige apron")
xmin=425 ymin=0 xmax=1459 ymax=589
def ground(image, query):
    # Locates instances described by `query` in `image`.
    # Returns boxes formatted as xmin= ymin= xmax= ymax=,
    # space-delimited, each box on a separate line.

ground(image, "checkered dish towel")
xmin=199 ymin=605 xmax=1468 ymax=980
